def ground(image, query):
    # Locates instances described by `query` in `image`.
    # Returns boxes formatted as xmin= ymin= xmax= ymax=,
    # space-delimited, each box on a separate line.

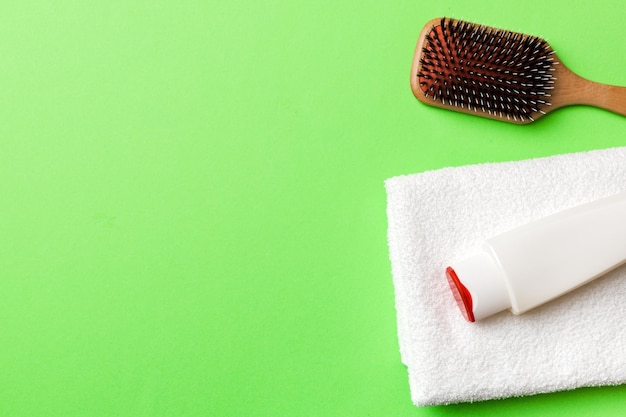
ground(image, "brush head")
xmin=411 ymin=18 xmax=558 ymax=124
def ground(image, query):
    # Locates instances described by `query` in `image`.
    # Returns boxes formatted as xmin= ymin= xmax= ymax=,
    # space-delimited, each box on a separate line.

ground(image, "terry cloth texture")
xmin=385 ymin=147 xmax=626 ymax=406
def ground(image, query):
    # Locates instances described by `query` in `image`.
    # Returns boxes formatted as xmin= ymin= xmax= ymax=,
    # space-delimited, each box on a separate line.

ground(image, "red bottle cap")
xmin=446 ymin=266 xmax=475 ymax=322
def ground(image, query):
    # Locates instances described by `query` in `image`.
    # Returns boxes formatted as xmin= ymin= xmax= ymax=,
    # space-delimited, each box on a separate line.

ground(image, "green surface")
xmin=0 ymin=1 xmax=624 ymax=416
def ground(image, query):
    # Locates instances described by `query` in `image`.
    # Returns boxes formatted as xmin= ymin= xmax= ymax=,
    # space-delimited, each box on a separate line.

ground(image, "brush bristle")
xmin=417 ymin=18 xmax=557 ymax=122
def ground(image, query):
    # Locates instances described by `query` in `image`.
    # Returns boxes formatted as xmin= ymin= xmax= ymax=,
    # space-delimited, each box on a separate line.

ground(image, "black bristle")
xmin=416 ymin=18 xmax=557 ymax=121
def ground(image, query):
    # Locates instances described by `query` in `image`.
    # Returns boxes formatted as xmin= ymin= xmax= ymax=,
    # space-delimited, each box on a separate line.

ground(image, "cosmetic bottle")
xmin=446 ymin=191 xmax=626 ymax=322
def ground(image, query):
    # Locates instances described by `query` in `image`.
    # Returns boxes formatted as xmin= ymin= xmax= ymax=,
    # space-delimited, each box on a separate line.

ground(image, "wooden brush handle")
xmin=553 ymin=62 xmax=626 ymax=117
xmin=581 ymin=82 xmax=626 ymax=117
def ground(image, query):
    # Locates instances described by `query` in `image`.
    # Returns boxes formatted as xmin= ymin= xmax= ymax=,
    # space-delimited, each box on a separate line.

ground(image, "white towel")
xmin=385 ymin=146 xmax=626 ymax=406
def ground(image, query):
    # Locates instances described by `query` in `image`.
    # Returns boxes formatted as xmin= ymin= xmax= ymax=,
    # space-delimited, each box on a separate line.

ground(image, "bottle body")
xmin=447 ymin=191 xmax=626 ymax=322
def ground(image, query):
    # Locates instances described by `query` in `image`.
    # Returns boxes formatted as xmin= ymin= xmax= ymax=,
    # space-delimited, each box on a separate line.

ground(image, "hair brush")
xmin=410 ymin=17 xmax=626 ymax=124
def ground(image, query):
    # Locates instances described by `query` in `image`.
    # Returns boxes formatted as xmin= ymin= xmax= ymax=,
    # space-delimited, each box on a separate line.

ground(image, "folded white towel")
xmin=385 ymin=146 xmax=626 ymax=406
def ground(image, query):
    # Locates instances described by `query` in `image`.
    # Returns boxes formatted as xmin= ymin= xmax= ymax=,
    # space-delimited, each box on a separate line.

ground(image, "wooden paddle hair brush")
xmin=410 ymin=17 xmax=626 ymax=124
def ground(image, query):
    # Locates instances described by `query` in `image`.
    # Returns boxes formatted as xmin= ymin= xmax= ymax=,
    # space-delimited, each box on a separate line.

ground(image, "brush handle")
xmin=553 ymin=63 xmax=626 ymax=117
xmin=581 ymin=82 xmax=626 ymax=117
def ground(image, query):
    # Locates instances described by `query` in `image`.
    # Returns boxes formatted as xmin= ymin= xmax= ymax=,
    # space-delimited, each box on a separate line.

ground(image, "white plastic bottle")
xmin=446 ymin=191 xmax=626 ymax=322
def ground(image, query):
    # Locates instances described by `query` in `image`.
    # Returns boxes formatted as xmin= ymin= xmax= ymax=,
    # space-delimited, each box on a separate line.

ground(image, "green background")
xmin=0 ymin=1 xmax=624 ymax=416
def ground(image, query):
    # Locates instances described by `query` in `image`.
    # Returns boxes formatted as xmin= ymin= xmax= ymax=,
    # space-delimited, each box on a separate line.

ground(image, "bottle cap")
xmin=446 ymin=251 xmax=511 ymax=321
